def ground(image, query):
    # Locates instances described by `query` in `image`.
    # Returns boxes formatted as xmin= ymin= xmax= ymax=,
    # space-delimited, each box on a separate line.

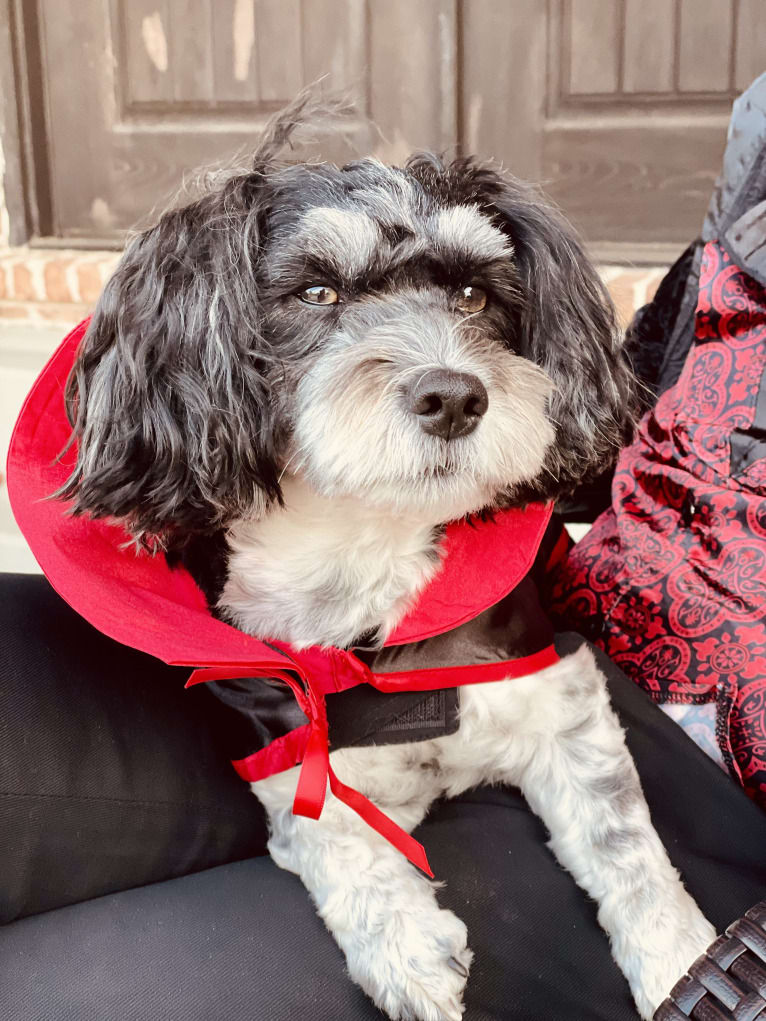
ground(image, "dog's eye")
xmin=455 ymin=285 xmax=487 ymax=313
xmin=299 ymin=285 xmax=339 ymax=306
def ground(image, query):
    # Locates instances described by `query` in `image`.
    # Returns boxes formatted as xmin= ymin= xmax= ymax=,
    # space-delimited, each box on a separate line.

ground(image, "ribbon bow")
xmin=186 ymin=653 xmax=434 ymax=877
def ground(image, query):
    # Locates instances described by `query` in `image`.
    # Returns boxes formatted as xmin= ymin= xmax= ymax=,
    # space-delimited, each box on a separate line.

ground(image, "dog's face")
xmin=60 ymin=104 xmax=634 ymax=542
xmin=259 ymin=158 xmax=557 ymax=521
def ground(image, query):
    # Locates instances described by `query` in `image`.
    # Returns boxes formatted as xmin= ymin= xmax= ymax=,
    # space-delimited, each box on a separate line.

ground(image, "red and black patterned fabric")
xmin=550 ymin=240 xmax=766 ymax=809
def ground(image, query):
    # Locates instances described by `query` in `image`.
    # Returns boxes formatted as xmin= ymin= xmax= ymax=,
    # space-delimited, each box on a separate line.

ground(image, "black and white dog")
xmin=61 ymin=96 xmax=713 ymax=1019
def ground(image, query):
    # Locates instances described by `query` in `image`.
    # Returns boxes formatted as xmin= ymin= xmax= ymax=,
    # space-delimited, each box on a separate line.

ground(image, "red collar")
xmin=7 ymin=318 xmax=553 ymax=876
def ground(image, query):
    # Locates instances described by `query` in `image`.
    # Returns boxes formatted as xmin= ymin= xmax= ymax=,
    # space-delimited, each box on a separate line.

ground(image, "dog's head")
xmin=60 ymin=94 xmax=634 ymax=543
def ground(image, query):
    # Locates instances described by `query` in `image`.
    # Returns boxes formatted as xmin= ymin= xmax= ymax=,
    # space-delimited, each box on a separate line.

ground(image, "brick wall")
xmin=0 ymin=249 xmax=120 ymax=325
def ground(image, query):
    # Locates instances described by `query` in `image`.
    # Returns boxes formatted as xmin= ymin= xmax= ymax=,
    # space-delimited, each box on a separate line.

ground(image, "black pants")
xmin=1 ymin=573 xmax=765 ymax=1021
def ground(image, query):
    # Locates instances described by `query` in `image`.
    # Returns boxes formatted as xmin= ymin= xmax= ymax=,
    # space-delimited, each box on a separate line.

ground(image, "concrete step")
xmin=0 ymin=320 xmax=78 ymax=573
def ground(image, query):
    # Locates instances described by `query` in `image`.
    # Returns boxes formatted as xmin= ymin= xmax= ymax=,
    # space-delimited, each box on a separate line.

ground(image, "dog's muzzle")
xmin=407 ymin=369 xmax=488 ymax=441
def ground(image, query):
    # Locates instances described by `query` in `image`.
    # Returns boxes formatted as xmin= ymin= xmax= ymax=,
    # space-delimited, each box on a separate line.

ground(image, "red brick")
xmin=76 ymin=262 xmax=103 ymax=304
xmin=605 ymin=273 xmax=637 ymax=329
xmin=12 ymin=263 xmax=35 ymax=301
xmin=644 ymin=270 xmax=666 ymax=305
xmin=43 ymin=259 xmax=74 ymax=303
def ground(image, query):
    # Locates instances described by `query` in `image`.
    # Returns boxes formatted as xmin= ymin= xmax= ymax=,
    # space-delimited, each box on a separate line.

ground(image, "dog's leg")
xmin=455 ymin=644 xmax=715 ymax=1020
xmin=253 ymin=742 xmax=472 ymax=1021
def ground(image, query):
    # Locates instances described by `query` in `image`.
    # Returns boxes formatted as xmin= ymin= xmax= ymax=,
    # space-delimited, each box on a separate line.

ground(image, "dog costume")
xmin=8 ymin=319 xmax=561 ymax=875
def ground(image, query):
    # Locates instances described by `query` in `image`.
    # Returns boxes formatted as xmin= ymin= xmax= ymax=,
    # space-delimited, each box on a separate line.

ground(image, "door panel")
xmin=622 ymin=0 xmax=675 ymax=94
xmin=461 ymin=0 xmax=547 ymax=183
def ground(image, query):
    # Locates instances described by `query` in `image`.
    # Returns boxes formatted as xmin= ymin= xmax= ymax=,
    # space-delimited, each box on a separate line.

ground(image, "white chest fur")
xmin=219 ymin=476 xmax=442 ymax=649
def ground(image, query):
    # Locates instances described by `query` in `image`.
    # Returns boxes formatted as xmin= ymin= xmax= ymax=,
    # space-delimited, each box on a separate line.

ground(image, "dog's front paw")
xmin=626 ymin=898 xmax=716 ymax=1020
xmin=346 ymin=904 xmax=472 ymax=1021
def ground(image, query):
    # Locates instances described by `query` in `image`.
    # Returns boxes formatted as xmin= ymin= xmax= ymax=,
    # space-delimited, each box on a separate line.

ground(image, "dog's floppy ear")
xmin=59 ymin=90 xmax=347 ymax=543
xmin=58 ymin=172 xmax=277 ymax=543
xmin=479 ymin=170 xmax=636 ymax=495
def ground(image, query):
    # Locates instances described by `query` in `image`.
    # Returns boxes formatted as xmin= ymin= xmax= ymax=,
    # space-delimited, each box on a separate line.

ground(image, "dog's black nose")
xmin=408 ymin=370 xmax=488 ymax=440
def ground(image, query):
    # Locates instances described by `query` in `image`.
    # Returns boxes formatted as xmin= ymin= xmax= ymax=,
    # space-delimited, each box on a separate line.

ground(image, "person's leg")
xmin=0 ymin=572 xmax=267 ymax=922
xmin=432 ymin=635 xmax=766 ymax=1020
xmin=2 ymin=627 xmax=764 ymax=1021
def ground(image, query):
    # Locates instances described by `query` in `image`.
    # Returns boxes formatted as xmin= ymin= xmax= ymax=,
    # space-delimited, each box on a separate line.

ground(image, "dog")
xmin=59 ymin=94 xmax=714 ymax=1019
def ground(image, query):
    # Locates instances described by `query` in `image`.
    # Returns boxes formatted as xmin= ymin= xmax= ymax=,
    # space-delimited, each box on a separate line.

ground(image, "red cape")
xmin=7 ymin=318 xmax=554 ymax=875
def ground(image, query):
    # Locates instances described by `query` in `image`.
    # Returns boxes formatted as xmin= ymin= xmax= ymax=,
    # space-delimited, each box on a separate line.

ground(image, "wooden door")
xmin=33 ymin=0 xmax=458 ymax=243
xmin=14 ymin=0 xmax=766 ymax=255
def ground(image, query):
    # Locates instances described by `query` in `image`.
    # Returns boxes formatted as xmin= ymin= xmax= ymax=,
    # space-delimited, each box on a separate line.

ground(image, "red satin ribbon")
xmin=187 ymin=661 xmax=434 ymax=876
xmin=186 ymin=644 xmax=560 ymax=877
xmin=294 ymin=675 xmax=434 ymax=876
